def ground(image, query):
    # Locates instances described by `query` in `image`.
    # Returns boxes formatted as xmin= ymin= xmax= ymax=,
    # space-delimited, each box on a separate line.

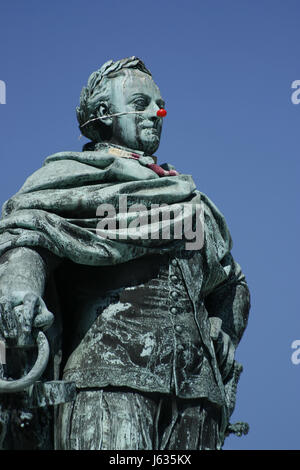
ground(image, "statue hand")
xmin=214 ymin=330 xmax=236 ymax=380
xmin=0 ymin=291 xmax=54 ymax=348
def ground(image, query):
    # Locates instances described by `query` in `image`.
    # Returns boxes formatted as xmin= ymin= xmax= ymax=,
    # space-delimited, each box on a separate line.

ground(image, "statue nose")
xmin=146 ymin=102 xmax=161 ymax=121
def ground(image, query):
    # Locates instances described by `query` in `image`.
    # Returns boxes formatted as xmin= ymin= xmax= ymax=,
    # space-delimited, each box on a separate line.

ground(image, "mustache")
xmin=140 ymin=120 xmax=161 ymax=130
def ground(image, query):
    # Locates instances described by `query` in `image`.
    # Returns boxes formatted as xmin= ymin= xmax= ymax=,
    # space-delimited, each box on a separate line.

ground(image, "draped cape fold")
xmin=0 ymin=145 xmax=231 ymax=266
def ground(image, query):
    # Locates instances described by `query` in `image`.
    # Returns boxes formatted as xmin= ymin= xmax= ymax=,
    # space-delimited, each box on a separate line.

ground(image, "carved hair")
xmin=76 ymin=56 xmax=152 ymax=142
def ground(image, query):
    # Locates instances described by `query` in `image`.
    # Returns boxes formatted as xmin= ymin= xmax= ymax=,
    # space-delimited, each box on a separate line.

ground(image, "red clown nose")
xmin=157 ymin=108 xmax=167 ymax=118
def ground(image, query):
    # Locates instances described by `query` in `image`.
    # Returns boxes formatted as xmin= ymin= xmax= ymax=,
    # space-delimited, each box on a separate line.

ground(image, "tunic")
xmin=57 ymin=246 xmax=245 ymax=408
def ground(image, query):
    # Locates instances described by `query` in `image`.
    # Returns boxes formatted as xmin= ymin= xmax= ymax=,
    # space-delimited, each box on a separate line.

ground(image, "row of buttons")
xmin=170 ymin=258 xmax=183 ymax=334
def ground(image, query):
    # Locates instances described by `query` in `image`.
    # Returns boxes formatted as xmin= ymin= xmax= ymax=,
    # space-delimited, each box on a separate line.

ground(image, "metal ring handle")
xmin=0 ymin=332 xmax=49 ymax=393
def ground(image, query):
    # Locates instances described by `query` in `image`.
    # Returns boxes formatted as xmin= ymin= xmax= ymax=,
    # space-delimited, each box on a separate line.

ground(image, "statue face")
xmin=105 ymin=70 xmax=165 ymax=155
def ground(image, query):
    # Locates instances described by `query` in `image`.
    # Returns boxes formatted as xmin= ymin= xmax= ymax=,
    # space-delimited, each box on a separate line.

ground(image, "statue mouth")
xmin=142 ymin=126 xmax=160 ymax=134
xmin=141 ymin=120 xmax=160 ymax=130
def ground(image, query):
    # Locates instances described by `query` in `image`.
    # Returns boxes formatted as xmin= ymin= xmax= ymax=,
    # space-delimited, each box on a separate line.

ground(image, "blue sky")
xmin=0 ymin=0 xmax=299 ymax=450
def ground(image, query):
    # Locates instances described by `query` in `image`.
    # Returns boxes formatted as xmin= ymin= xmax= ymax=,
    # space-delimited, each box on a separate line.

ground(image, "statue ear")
xmin=97 ymin=102 xmax=112 ymax=127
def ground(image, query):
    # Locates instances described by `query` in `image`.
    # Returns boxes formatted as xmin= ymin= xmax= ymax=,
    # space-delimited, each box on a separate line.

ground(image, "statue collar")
xmin=83 ymin=141 xmax=158 ymax=164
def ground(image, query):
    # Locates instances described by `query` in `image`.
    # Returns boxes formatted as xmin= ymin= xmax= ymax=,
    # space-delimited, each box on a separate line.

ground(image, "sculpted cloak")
xmin=0 ymin=143 xmax=250 ymax=449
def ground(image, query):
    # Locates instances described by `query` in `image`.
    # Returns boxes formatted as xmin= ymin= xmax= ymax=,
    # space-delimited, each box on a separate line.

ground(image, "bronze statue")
xmin=0 ymin=57 xmax=250 ymax=450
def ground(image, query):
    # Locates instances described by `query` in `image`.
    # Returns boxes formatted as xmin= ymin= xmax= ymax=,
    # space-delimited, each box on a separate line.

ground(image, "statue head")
xmin=77 ymin=57 xmax=165 ymax=155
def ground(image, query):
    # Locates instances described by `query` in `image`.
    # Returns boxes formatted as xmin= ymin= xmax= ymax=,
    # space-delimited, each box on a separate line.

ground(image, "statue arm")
xmin=204 ymin=252 xmax=250 ymax=348
xmin=0 ymin=247 xmax=48 ymax=297
xmin=0 ymin=247 xmax=61 ymax=343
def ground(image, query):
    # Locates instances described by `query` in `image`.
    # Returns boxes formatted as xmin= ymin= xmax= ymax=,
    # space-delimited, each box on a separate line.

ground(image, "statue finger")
xmin=22 ymin=293 xmax=39 ymax=323
xmin=221 ymin=342 xmax=236 ymax=380
xmin=0 ymin=298 xmax=17 ymax=340
xmin=214 ymin=332 xmax=229 ymax=370
xmin=33 ymin=299 xmax=54 ymax=330
xmin=0 ymin=300 xmax=5 ymax=336
xmin=220 ymin=334 xmax=230 ymax=367
xmin=214 ymin=331 xmax=224 ymax=354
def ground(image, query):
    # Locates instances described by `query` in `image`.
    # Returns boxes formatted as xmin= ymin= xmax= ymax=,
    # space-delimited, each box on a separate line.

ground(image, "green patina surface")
xmin=0 ymin=57 xmax=250 ymax=450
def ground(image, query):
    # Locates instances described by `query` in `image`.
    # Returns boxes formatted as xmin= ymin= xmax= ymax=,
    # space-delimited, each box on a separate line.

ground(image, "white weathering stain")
xmin=140 ymin=333 xmax=155 ymax=357
xmin=101 ymin=301 xmax=131 ymax=320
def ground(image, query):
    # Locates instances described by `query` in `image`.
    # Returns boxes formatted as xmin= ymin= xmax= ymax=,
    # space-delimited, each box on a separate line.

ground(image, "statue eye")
xmin=133 ymin=98 xmax=148 ymax=110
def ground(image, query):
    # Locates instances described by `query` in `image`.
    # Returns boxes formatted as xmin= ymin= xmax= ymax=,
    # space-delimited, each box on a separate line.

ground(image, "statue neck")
xmin=81 ymin=141 xmax=157 ymax=163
